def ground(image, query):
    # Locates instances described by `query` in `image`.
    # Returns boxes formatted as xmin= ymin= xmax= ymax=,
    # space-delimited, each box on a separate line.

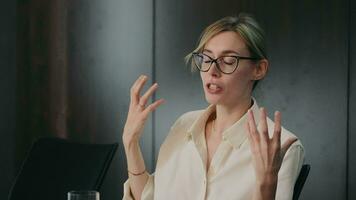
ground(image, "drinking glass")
xmin=67 ymin=190 xmax=100 ymax=200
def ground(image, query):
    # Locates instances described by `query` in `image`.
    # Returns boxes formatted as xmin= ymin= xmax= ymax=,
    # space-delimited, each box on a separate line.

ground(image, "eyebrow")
xmin=202 ymin=49 xmax=241 ymax=55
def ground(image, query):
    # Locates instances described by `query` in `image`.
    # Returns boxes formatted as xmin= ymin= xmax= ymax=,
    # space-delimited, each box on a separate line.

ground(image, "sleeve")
xmin=122 ymin=173 xmax=155 ymax=200
xmin=275 ymin=144 xmax=305 ymax=200
xmin=121 ymin=112 xmax=190 ymax=200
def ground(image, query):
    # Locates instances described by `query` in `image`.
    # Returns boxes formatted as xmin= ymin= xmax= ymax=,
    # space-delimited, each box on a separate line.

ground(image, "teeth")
xmin=209 ymin=83 xmax=220 ymax=90
xmin=210 ymin=84 xmax=218 ymax=89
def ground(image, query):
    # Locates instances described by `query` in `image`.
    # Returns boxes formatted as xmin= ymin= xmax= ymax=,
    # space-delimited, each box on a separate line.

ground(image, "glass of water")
xmin=67 ymin=190 xmax=100 ymax=200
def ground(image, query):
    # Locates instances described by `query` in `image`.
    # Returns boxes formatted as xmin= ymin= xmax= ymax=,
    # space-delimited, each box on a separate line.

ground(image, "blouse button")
xmin=187 ymin=134 xmax=192 ymax=141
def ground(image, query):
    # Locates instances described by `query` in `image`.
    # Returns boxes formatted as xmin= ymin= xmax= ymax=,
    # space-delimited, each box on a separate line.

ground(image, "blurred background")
xmin=1 ymin=0 xmax=355 ymax=199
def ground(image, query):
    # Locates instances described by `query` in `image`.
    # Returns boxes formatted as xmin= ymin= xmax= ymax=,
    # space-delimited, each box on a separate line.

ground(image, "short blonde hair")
xmin=185 ymin=13 xmax=267 ymax=90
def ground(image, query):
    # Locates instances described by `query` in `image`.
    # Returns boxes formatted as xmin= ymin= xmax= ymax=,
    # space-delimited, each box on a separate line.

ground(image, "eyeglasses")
xmin=192 ymin=52 xmax=257 ymax=74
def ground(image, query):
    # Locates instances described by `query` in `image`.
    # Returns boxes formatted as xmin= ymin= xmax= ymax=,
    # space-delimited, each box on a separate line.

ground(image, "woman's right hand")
xmin=122 ymin=75 xmax=165 ymax=147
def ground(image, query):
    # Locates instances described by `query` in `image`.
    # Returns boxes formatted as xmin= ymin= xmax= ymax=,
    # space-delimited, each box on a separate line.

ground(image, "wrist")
xmin=255 ymin=175 xmax=278 ymax=200
xmin=256 ymin=174 xmax=278 ymax=187
xmin=123 ymin=138 xmax=139 ymax=151
xmin=122 ymin=133 xmax=139 ymax=146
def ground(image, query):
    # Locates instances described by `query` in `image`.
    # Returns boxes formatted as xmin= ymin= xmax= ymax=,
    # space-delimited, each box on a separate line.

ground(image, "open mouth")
xmin=206 ymin=83 xmax=223 ymax=93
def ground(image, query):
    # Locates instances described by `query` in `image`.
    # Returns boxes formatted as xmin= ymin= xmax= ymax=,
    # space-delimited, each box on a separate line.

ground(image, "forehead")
xmin=203 ymin=31 xmax=249 ymax=55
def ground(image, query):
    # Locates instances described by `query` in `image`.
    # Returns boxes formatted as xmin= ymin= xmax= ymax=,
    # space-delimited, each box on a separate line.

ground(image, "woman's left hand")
xmin=245 ymin=108 xmax=297 ymax=200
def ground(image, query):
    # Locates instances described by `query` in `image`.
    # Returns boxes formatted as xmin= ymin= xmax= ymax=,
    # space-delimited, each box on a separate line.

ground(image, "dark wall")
xmin=66 ymin=1 xmax=153 ymax=199
xmin=0 ymin=0 xmax=16 ymax=199
xmin=349 ymin=0 xmax=356 ymax=199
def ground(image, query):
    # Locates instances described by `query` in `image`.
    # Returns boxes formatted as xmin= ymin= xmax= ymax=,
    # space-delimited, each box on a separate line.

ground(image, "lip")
xmin=205 ymin=82 xmax=223 ymax=94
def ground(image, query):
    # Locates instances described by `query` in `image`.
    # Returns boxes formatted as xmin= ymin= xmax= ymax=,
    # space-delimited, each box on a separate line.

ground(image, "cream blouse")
xmin=123 ymin=100 xmax=305 ymax=200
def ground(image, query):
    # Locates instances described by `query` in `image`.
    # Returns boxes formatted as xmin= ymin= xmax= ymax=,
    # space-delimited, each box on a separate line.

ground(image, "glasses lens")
xmin=192 ymin=54 xmax=239 ymax=74
xmin=193 ymin=54 xmax=210 ymax=71
xmin=193 ymin=54 xmax=203 ymax=71
xmin=219 ymin=56 xmax=238 ymax=74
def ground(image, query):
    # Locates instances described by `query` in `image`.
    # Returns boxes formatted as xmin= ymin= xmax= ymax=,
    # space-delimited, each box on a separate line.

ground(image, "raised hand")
xmin=122 ymin=75 xmax=165 ymax=146
xmin=246 ymin=108 xmax=297 ymax=199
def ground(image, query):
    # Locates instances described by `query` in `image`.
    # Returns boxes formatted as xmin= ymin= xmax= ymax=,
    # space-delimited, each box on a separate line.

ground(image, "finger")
xmin=247 ymin=109 xmax=259 ymax=143
xmin=139 ymin=83 xmax=159 ymax=107
xmin=246 ymin=121 xmax=257 ymax=153
xmin=281 ymin=137 xmax=298 ymax=157
xmin=246 ymin=116 xmax=266 ymax=167
xmin=130 ymin=75 xmax=145 ymax=105
xmin=132 ymin=75 xmax=144 ymax=87
xmin=245 ymin=121 xmax=252 ymax=145
xmin=129 ymin=76 xmax=142 ymax=104
xmin=259 ymin=107 xmax=269 ymax=142
xmin=258 ymin=108 xmax=270 ymax=164
xmin=130 ymin=75 xmax=148 ymax=105
xmin=272 ymin=111 xmax=282 ymax=147
xmin=142 ymin=99 xmax=165 ymax=116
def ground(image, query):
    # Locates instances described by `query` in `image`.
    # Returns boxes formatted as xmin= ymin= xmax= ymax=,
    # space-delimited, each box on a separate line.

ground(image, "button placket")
xmin=208 ymin=167 xmax=215 ymax=177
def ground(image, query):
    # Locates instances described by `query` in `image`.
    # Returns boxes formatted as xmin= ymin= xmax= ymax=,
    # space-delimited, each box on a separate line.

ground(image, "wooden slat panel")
xmin=0 ymin=1 xmax=16 ymax=199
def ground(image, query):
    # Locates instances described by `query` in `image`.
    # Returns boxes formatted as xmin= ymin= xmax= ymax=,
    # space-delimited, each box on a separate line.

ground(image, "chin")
xmin=205 ymin=94 xmax=222 ymax=105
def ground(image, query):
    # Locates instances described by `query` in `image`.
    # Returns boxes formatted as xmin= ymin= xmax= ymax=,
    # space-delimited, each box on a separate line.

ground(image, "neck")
xmin=214 ymin=96 xmax=253 ymax=134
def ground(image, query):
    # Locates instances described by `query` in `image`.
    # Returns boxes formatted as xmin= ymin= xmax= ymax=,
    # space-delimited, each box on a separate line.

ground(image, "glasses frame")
xmin=192 ymin=52 xmax=258 ymax=74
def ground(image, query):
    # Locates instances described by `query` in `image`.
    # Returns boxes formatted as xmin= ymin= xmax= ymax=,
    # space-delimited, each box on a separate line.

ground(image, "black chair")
xmin=293 ymin=164 xmax=311 ymax=200
xmin=8 ymin=137 xmax=118 ymax=200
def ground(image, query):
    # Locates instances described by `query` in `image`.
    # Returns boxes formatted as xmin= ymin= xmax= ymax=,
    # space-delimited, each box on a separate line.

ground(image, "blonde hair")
xmin=185 ymin=13 xmax=267 ymax=90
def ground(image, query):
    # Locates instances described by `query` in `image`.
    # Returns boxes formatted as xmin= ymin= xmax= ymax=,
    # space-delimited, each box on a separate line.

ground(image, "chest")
xmin=205 ymin=123 xmax=222 ymax=170
xmin=155 ymin=141 xmax=255 ymax=200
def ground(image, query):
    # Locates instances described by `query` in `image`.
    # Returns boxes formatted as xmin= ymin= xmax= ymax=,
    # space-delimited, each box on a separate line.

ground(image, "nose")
xmin=207 ymin=61 xmax=221 ymax=77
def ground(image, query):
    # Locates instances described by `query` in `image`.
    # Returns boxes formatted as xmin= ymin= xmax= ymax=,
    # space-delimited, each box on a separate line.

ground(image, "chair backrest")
xmin=293 ymin=164 xmax=311 ymax=200
xmin=8 ymin=137 xmax=118 ymax=200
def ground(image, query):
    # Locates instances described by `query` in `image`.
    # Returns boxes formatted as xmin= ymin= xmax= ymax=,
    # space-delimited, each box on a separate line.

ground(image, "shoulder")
xmin=156 ymin=109 xmax=205 ymax=166
xmin=171 ymin=109 xmax=204 ymax=131
xmin=159 ymin=109 xmax=204 ymax=150
xmin=266 ymin=117 xmax=304 ymax=150
xmin=265 ymin=117 xmax=305 ymax=178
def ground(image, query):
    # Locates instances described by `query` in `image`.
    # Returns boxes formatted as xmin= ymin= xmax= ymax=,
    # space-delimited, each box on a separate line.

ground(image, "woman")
xmin=122 ymin=13 xmax=304 ymax=200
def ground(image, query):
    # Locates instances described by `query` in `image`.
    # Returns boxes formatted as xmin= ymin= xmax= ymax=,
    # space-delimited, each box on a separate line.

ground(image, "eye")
xmin=222 ymin=57 xmax=237 ymax=65
xmin=202 ymin=55 xmax=213 ymax=63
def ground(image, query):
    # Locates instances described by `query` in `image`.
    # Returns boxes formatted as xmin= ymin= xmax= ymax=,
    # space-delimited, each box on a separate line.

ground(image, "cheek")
xmin=238 ymin=66 xmax=255 ymax=82
xmin=226 ymin=68 xmax=253 ymax=89
xmin=200 ymin=72 xmax=206 ymax=83
xmin=239 ymin=65 xmax=254 ymax=78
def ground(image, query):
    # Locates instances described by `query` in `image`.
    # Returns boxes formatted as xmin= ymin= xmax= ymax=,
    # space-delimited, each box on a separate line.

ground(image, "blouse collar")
xmin=186 ymin=97 xmax=261 ymax=149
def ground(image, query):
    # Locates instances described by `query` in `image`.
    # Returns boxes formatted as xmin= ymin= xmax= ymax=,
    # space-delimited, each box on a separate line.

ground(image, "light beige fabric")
xmin=123 ymin=100 xmax=304 ymax=200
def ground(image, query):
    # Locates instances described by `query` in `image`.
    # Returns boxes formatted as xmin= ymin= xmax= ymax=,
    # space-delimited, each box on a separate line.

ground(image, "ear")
xmin=253 ymin=59 xmax=268 ymax=80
